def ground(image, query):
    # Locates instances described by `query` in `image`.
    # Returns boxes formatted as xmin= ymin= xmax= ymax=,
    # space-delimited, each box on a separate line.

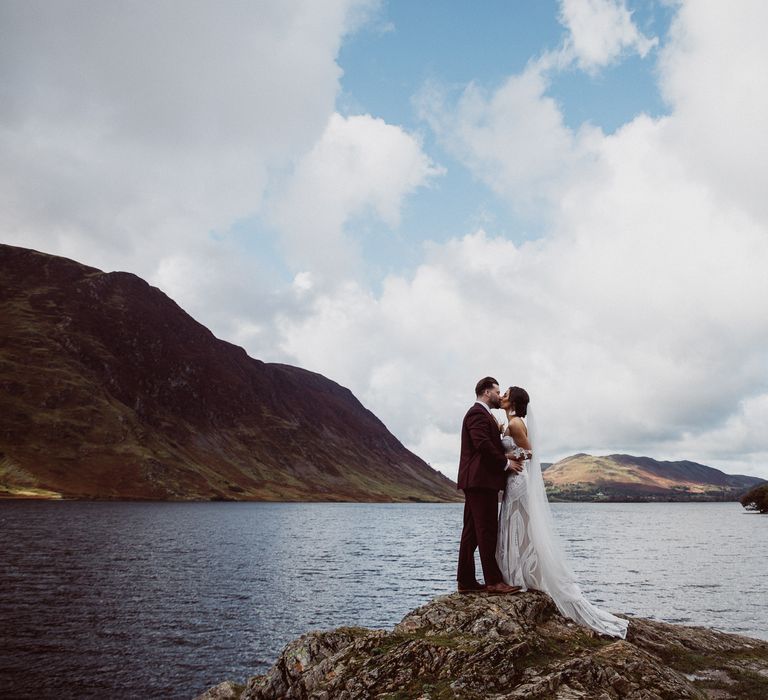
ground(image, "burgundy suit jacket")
xmin=457 ymin=403 xmax=508 ymax=491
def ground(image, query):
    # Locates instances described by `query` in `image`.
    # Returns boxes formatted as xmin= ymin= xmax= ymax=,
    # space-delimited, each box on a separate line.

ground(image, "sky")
xmin=2 ymin=0 xmax=768 ymax=481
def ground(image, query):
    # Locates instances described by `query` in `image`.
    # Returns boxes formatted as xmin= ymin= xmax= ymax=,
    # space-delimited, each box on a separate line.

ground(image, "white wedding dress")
xmin=496 ymin=409 xmax=628 ymax=638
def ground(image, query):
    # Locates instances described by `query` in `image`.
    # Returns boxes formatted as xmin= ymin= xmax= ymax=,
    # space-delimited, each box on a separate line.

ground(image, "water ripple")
xmin=0 ymin=501 xmax=765 ymax=699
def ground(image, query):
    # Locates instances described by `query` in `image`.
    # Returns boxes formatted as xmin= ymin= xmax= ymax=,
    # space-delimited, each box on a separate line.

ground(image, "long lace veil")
xmin=524 ymin=407 xmax=579 ymax=593
xmin=524 ymin=407 xmax=629 ymax=638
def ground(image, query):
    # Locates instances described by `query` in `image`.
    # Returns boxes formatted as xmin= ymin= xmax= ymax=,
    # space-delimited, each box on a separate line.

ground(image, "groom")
xmin=456 ymin=377 xmax=522 ymax=595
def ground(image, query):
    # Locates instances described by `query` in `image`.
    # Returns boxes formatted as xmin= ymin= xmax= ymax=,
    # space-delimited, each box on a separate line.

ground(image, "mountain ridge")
xmin=543 ymin=452 xmax=764 ymax=502
xmin=0 ymin=243 xmax=459 ymax=502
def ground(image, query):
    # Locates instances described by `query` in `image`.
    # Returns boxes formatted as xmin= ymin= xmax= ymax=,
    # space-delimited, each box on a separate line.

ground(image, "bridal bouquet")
xmin=501 ymin=436 xmax=532 ymax=461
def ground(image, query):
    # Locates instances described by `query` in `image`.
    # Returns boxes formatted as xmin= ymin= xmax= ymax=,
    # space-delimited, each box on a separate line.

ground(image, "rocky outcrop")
xmin=0 ymin=244 xmax=458 ymax=502
xmin=197 ymin=592 xmax=768 ymax=699
xmin=741 ymin=483 xmax=768 ymax=513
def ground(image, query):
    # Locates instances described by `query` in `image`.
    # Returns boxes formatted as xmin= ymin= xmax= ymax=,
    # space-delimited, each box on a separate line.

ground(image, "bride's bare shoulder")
xmin=508 ymin=416 xmax=527 ymax=435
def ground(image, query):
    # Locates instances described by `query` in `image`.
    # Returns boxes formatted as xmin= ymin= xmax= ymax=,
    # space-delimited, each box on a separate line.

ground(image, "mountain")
xmin=0 ymin=244 xmax=458 ymax=502
xmin=544 ymin=453 xmax=765 ymax=502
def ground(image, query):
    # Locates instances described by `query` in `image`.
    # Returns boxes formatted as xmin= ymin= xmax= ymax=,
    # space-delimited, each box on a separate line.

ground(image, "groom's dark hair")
xmin=475 ymin=376 xmax=499 ymax=396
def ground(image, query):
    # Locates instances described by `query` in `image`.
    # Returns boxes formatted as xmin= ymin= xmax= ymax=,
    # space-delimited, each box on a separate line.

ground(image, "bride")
xmin=496 ymin=386 xmax=628 ymax=639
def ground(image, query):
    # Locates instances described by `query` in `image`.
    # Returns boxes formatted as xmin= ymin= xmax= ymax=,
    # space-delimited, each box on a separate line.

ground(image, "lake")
xmin=0 ymin=501 xmax=765 ymax=698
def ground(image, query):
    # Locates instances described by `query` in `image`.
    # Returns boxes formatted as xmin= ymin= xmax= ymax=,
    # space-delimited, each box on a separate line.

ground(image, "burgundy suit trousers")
xmin=457 ymin=487 xmax=503 ymax=586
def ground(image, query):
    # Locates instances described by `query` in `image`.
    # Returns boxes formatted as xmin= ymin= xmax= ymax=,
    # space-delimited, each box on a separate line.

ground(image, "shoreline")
xmin=0 ymin=493 xmax=751 ymax=504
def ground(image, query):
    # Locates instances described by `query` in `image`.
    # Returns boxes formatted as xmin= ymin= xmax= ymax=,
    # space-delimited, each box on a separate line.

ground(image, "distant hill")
xmin=0 ymin=244 xmax=458 ymax=502
xmin=544 ymin=453 xmax=765 ymax=502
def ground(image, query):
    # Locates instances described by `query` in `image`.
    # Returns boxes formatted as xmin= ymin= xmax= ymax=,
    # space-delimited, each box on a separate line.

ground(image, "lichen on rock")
xmin=196 ymin=591 xmax=768 ymax=699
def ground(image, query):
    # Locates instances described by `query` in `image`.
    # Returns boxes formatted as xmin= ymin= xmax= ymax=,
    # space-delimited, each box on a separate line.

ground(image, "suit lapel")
xmin=475 ymin=403 xmax=498 ymax=432
xmin=486 ymin=408 xmax=499 ymax=433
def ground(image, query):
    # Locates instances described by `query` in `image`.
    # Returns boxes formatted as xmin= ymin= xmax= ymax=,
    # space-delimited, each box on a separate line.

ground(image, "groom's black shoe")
xmin=457 ymin=581 xmax=487 ymax=594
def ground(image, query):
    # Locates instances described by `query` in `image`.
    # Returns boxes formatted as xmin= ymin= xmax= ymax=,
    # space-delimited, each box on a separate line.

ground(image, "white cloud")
xmin=673 ymin=394 xmax=768 ymax=474
xmin=558 ymin=0 xmax=658 ymax=72
xmin=0 ymin=0 xmax=376 ymax=326
xmin=275 ymin=3 xmax=768 ymax=481
xmin=414 ymin=0 xmax=657 ymax=214
xmin=659 ymin=0 xmax=768 ymax=223
xmin=277 ymin=199 xmax=768 ymax=481
xmin=292 ymin=272 xmax=315 ymax=294
xmin=418 ymin=67 xmax=603 ymax=215
xmin=270 ymin=112 xmax=442 ymax=280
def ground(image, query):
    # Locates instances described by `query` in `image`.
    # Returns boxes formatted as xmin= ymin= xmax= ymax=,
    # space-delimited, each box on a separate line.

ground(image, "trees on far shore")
xmin=740 ymin=483 xmax=768 ymax=513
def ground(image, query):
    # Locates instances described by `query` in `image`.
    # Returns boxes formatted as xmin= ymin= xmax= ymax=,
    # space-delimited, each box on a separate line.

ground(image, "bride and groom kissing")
xmin=455 ymin=377 xmax=629 ymax=639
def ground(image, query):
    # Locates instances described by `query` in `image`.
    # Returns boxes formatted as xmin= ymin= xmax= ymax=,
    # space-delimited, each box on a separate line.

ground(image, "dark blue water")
xmin=1 ymin=501 xmax=765 ymax=699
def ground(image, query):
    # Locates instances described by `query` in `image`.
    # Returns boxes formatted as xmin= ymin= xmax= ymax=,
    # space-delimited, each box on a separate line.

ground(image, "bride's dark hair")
xmin=507 ymin=386 xmax=530 ymax=417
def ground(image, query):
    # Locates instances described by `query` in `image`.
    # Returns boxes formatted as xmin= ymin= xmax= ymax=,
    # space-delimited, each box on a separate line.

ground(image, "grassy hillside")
xmin=0 ymin=244 xmax=459 ymax=502
xmin=544 ymin=453 xmax=764 ymax=502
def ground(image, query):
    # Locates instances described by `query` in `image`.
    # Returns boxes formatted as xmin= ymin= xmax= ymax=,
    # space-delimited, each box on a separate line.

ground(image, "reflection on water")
xmin=0 ymin=501 xmax=764 ymax=698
